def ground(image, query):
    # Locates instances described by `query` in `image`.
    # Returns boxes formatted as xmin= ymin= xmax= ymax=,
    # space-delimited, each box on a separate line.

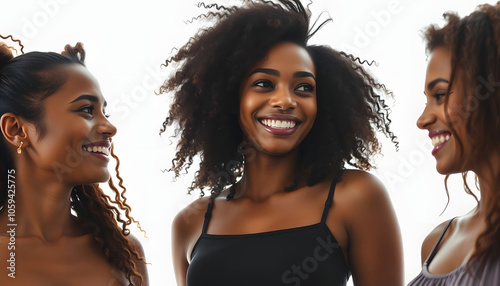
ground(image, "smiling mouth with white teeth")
xmin=261 ymin=119 xmax=297 ymax=129
xmin=429 ymin=130 xmax=452 ymax=156
xmin=431 ymin=134 xmax=451 ymax=147
xmin=82 ymin=145 xmax=110 ymax=155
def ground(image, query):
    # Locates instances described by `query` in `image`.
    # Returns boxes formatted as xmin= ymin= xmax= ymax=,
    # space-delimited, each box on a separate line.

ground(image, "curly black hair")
xmin=160 ymin=0 xmax=397 ymax=199
xmin=424 ymin=2 xmax=500 ymax=275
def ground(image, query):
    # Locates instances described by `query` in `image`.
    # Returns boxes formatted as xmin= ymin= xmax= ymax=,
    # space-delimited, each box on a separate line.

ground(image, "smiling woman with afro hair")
xmin=161 ymin=1 xmax=403 ymax=285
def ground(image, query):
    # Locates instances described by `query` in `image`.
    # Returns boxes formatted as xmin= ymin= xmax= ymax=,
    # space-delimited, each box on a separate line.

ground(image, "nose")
xmin=97 ymin=116 xmax=117 ymax=138
xmin=268 ymin=86 xmax=297 ymax=110
xmin=416 ymin=103 xmax=436 ymax=130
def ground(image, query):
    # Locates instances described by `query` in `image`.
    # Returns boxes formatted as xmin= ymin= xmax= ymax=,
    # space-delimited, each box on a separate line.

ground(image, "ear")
xmin=0 ymin=113 xmax=30 ymax=150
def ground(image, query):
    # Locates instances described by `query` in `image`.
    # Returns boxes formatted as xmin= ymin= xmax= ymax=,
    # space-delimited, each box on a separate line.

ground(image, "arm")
xmin=343 ymin=171 xmax=404 ymax=286
xmin=128 ymin=234 xmax=150 ymax=286
xmin=172 ymin=197 xmax=210 ymax=286
xmin=172 ymin=211 xmax=190 ymax=286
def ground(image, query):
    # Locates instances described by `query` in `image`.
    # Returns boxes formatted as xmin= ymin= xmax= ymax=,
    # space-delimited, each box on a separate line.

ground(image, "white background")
xmin=2 ymin=0 xmax=496 ymax=285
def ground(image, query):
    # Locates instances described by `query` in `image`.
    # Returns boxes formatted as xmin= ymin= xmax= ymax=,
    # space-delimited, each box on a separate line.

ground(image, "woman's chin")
xmin=435 ymin=162 xmax=462 ymax=176
xmin=79 ymin=172 xmax=111 ymax=185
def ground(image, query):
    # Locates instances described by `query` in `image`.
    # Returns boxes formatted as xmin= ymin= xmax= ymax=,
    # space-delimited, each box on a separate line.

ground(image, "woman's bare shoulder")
xmin=334 ymin=169 xmax=390 ymax=207
xmin=126 ymin=233 xmax=149 ymax=286
xmin=172 ymin=196 xmax=212 ymax=239
xmin=420 ymin=219 xmax=455 ymax=265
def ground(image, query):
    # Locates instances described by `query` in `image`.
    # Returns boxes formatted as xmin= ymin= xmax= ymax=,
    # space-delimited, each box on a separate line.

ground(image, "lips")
xmin=428 ymin=130 xmax=451 ymax=155
xmin=257 ymin=115 xmax=301 ymax=136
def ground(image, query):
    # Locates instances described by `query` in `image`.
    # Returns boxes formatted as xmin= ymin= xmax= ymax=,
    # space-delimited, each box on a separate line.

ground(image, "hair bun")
xmin=0 ymin=42 xmax=14 ymax=69
xmin=0 ymin=35 xmax=24 ymax=70
xmin=62 ymin=42 xmax=86 ymax=64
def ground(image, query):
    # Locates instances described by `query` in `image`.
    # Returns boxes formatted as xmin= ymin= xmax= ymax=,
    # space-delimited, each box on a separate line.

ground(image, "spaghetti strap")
xmin=321 ymin=170 xmax=344 ymax=223
xmin=425 ymin=217 xmax=457 ymax=264
xmin=201 ymin=199 xmax=215 ymax=234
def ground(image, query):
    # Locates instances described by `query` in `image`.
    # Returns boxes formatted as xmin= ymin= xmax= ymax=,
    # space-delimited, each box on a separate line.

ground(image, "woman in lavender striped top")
xmin=408 ymin=2 xmax=500 ymax=285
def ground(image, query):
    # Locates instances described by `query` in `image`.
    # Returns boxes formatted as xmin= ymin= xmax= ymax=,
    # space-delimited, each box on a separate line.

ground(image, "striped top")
xmin=407 ymin=218 xmax=500 ymax=286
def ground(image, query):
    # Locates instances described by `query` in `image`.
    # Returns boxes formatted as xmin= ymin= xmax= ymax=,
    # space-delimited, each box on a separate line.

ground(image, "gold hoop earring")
xmin=17 ymin=141 xmax=23 ymax=154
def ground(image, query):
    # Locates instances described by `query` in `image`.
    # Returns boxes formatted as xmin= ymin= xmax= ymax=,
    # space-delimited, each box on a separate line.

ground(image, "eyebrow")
xmin=249 ymin=68 xmax=280 ymax=77
xmin=248 ymin=68 xmax=316 ymax=80
xmin=293 ymin=71 xmax=316 ymax=81
xmin=427 ymin=78 xmax=449 ymax=91
xmin=70 ymin=94 xmax=107 ymax=107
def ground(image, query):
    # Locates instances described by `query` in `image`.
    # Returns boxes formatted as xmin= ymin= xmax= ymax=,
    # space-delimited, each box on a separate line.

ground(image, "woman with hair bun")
xmin=0 ymin=36 xmax=148 ymax=286
xmin=162 ymin=1 xmax=403 ymax=285
xmin=408 ymin=2 xmax=500 ymax=285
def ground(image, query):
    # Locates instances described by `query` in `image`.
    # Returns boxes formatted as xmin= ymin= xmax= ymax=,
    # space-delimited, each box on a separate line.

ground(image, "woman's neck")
xmin=0 ymin=163 xmax=78 ymax=242
xmin=236 ymin=149 xmax=299 ymax=202
xmin=473 ymin=151 xmax=500 ymax=216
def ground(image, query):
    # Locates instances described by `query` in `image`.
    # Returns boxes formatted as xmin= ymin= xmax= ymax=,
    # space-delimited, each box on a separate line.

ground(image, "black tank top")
xmin=186 ymin=176 xmax=351 ymax=286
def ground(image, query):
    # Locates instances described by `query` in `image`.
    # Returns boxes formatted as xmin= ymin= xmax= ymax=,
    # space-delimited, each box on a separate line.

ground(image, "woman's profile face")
xmin=26 ymin=64 xmax=117 ymax=184
xmin=238 ymin=42 xmax=317 ymax=156
xmin=417 ymin=46 xmax=470 ymax=174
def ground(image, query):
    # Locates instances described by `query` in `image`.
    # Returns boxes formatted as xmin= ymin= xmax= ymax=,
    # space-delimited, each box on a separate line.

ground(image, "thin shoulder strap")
xmin=425 ymin=217 xmax=457 ymax=264
xmin=201 ymin=199 xmax=215 ymax=234
xmin=321 ymin=170 xmax=344 ymax=223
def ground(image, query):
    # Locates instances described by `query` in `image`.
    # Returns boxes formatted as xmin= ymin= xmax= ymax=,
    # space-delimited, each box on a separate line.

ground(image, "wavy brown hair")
xmin=424 ymin=2 xmax=500 ymax=274
xmin=160 ymin=0 xmax=397 ymax=199
xmin=0 ymin=39 xmax=145 ymax=285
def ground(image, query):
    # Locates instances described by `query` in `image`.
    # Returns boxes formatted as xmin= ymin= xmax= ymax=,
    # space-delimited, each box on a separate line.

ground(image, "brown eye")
xmin=252 ymin=80 xmax=274 ymax=88
xmin=78 ymin=105 xmax=95 ymax=116
xmin=295 ymin=84 xmax=314 ymax=92
xmin=433 ymin=92 xmax=446 ymax=101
